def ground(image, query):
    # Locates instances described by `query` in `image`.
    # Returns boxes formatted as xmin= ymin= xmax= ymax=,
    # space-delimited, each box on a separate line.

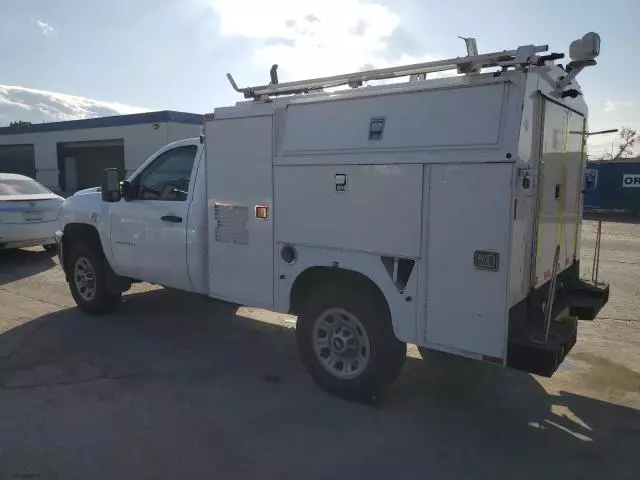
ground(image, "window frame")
xmin=130 ymin=144 xmax=199 ymax=202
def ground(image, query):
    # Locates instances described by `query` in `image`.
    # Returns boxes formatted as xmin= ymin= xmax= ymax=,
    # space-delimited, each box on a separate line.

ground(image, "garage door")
xmin=0 ymin=144 xmax=36 ymax=178
xmin=58 ymin=139 xmax=124 ymax=192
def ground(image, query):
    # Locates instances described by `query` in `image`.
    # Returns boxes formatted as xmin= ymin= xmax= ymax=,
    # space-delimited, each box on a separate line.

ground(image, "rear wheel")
xmin=296 ymin=282 xmax=406 ymax=402
xmin=68 ymin=244 xmax=121 ymax=314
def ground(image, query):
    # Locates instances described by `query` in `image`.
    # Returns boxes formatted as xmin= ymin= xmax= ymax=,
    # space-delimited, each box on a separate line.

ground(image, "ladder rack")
xmin=227 ymin=43 xmax=555 ymax=100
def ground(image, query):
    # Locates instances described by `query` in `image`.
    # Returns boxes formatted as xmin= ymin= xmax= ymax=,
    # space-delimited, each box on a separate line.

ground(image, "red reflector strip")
xmin=482 ymin=355 xmax=503 ymax=365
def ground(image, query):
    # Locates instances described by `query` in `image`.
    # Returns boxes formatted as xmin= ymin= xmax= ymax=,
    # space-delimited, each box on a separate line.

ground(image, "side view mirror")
xmin=101 ymin=168 xmax=121 ymax=202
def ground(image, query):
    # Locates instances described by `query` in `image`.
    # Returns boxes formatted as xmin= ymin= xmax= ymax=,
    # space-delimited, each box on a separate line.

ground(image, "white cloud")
xmin=603 ymin=100 xmax=633 ymax=113
xmin=35 ymin=19 xmax=56 ymax=37
xmin=589 ymin=101 xmax=639 ymax=158
xmin=0 ymin=85 xmax=149 ymax=125
xmin=210 ymin=0 xmax=427 ymax=82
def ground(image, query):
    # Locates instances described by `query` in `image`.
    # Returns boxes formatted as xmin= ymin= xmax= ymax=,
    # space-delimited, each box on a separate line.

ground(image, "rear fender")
xmin=279 ymin=244 xmax=419 ymax=344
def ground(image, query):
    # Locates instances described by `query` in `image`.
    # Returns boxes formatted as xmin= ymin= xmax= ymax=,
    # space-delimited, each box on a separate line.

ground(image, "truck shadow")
xmin=0 ymin=248 xmax=56 ymax=286
xmin=1 ymin=287 xmax=639 ymax=479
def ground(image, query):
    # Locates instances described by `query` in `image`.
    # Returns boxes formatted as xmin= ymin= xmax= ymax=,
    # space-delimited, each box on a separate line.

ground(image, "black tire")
xmin=67 ymin=243 xmax=121 ymax=314
xmin=296 ymin=282 xmax=406 ymax=402
xmin=43 ymin=244 xmax=57 ymax=254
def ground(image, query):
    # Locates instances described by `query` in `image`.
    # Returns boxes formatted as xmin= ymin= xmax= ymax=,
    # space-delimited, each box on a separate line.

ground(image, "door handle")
xmin=161 ymin=215 xmax=183 ymax=223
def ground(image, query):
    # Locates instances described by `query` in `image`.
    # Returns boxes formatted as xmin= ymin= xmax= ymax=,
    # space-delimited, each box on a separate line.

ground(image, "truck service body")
xmin=56 ymin=34 xmax=609 ymax=400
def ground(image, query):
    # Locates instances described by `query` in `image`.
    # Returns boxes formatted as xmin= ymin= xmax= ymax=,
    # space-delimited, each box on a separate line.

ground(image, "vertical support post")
xmin=543 ymin=245 xmax=561 ymax=342
xmin=592 ymin=220 xmax=602 ymax=283
xmin=532 ymin=245 xmax=561 ymax=344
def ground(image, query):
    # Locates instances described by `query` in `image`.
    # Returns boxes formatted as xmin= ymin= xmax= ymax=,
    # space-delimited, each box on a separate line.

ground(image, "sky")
xmin=1 ymin=0 xmax=638 ymax=157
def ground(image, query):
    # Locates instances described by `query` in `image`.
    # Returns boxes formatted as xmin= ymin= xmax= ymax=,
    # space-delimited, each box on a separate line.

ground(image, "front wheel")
xmin=296 ymin=282 xmax=406 ymax=402
xmin=68 ymin=244 xmax=121 ymax=314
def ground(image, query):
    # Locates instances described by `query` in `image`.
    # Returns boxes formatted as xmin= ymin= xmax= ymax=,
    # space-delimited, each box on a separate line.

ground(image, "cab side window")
xmin=136 ymin=145 xmax=197 ymax=201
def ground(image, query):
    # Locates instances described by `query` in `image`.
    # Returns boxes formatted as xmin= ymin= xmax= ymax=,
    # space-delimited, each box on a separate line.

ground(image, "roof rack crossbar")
xmin=227 ymin=43 xmax=549 ymax=99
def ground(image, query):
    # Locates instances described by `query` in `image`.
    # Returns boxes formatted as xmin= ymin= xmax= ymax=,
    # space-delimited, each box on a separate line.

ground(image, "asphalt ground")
xmin=0 ymin=220 xmax=638 ymax=479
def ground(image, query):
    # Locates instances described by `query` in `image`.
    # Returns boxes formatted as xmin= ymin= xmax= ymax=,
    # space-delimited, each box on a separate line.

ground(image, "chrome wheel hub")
xmin=74 ymin=257 xmax=96 ymax=301
xmin=312 ymin=308 xmax=370 ymax=379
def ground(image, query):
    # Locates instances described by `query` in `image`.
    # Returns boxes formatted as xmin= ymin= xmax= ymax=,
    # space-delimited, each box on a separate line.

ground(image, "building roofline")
xmin=0 ymin=110 xmax=203 ymax=136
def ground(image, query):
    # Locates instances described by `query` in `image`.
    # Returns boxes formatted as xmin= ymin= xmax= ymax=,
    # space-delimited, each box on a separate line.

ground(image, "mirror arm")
xmin=121 ymin=180 xmax=133 ymax=201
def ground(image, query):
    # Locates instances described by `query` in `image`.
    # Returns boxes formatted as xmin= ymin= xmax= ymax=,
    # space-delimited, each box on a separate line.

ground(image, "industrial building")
xmin=0 ymin=111 xmax=203 ymax=194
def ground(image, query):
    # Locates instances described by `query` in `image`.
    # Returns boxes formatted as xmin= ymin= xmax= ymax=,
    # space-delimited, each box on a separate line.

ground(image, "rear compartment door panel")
xmin=534 ymin=100 xmax=584 ymax=287
xmin=425 ymin=163 xmax=513 ymax=358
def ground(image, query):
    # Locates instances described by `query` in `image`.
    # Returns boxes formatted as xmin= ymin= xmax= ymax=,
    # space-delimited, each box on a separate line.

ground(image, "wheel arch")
xmin=292 ymin=266 xmax=407 ymax=401
xmin=289 ymin=266 xmax=391 ymax=317
xmin=61 ymin=223 xmax=105 ymax=281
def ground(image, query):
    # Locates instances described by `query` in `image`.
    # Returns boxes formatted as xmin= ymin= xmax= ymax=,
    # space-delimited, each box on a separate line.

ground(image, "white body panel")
xmin=424 ymin=163 xmax=513 ymax=358
xmin=278 ymin=83 xmax=505 ymax=156
xmin=507 ymin=66 xmax=589 ymax=305
xmin=274 ymin=164 xmax=423 ymax=257
xmin=205 ymin=114 xmax=274 ymax=308
xmin=58 ymin=188 xmax=115 ymax=266
xmin=185 ymin=150 xmax=209 ymax=294
xmin=109 ymin=199 xmax=191 ymax=289
xmin=0 ymin=216 xmax=60 ymax=248
xmin=533 ymin=100 xmax=585 ymax=288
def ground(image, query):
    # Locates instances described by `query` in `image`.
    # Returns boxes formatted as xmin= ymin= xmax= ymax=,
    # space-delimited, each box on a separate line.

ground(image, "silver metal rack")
xmin=227 ymin=42 xmax=553 ymax=100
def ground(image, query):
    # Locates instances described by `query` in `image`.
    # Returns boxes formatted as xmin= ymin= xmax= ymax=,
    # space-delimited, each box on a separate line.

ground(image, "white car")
xmin=0 ymin=173 xmax=63 ymax=251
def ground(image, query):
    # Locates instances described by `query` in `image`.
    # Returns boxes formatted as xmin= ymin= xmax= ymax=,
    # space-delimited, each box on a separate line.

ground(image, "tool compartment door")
xmin=205 ymin=114 xmax=274 ymax=308
xmin=534 ymin=100 xmax=585 ymax=288
xmin=425 ymin=163 xmax=513 ymax=358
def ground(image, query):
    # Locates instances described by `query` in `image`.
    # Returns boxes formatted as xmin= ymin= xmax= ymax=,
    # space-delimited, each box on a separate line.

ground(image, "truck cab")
xmin=57 ymin=33 xmax=609 ymax=402
xmin=57 ymin=137 xmax=209 ymax=298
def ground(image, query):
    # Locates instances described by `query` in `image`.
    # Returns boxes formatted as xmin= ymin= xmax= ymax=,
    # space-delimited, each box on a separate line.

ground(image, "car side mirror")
xmin=101 ymin=168 xmax=121 ymax=202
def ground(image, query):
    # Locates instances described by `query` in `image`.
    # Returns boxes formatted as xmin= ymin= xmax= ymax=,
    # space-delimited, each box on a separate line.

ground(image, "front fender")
xmin=59 ymin=192 xmax=114 ymax=265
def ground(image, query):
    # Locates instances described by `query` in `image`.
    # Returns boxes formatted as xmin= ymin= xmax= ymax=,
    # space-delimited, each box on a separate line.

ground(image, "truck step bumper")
xmin=566 ymin=280 xmax=610 ymax=320
xmin=507 ymin=318 xmax=577 ymax=377
xmin=506 ymin=268 xmax=609 ymax=377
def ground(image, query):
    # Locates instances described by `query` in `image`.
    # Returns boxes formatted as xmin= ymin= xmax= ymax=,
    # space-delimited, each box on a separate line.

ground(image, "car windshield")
xmin=0 ymin=178 xmax=51 ymax=196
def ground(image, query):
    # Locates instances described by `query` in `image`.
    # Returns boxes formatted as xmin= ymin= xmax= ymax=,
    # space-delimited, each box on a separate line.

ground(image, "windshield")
xmin=0 ymin=178 xmax=51 ymax=196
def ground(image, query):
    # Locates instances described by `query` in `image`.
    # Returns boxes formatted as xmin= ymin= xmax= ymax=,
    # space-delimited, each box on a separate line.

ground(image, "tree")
xmin=610 ymin=127 xmax=638 ymax=160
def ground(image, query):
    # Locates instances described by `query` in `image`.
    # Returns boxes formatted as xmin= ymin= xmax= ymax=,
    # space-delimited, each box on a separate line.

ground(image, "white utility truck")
xmin=57 ymin=33 xmax=609 ymax=401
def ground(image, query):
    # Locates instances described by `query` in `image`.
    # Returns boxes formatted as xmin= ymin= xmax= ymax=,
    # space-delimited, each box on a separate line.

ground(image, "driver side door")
xmin=109 ymin=144 xmax=198 ymax=290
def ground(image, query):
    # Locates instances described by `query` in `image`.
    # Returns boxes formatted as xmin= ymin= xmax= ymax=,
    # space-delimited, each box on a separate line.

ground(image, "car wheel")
xmin=68 ymin=244 xmax=121 ymax=314
xmin=296 ymin=282 xmax=406 ymax=402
